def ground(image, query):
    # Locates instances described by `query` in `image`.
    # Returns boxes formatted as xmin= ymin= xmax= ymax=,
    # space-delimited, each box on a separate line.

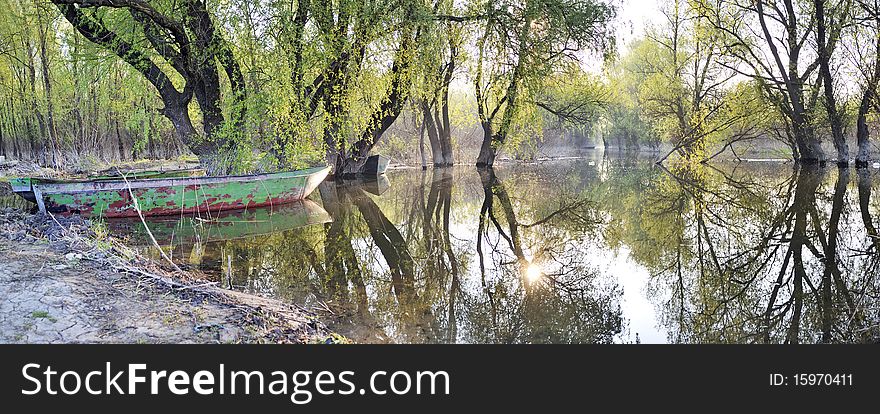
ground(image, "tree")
xmin=634 ymin=0 xmax=743 ymax=162
xmin=471 ymin=0 xmax=615 ymax=167
xmin=814 ymin=0 xmax=851 ymax=165
xmin=51 ymin=0 xmax=247 ymax=173
xmin=697 ymin=0 xmax=829 ymax=163
xmin=848 ymin=0 xmax=880 ymax=166
xmin=414 ymin=0 xmax=462 ymax=167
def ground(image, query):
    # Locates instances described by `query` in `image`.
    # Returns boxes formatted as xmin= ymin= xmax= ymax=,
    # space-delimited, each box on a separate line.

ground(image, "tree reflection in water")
xmin=125 ymin=158 xmax=880 ymax=343
xmin=634 ymin=163 xmax=880 ymax=343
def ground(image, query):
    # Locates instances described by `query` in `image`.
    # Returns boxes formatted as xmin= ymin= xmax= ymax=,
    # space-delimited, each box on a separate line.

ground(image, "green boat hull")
xmin=12 ymin=166 xmax=331 ymax=218
xmin=9 ymin=169 xmax=205 ymax=202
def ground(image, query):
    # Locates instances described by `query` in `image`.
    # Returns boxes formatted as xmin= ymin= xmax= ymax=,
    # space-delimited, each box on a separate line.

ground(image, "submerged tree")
xmin=695 ymin=0 xmax=852 ymax=164
xmin=847 ymin=0 xmax=880 ymax=166
xmin=630 ymin=0 xmax=745 ymax=162
xmin=471 ymin=0 xmax=615 ymax=167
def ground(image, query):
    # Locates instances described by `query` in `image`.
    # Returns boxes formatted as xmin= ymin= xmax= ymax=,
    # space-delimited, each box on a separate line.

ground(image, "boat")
xmin=362 ymin=154 xmax=390 ymax=175
xmin=10 ymin=166 xmax=331 ymax=218
xmin=10 ymin=168 xmax=206 ymax=202
xmin=335 ymin=175 xmax=391 ymax=196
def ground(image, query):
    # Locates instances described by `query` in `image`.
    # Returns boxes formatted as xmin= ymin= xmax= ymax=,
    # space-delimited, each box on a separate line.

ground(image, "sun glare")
xmin=525 ymin=262 xmax=543 ymax=282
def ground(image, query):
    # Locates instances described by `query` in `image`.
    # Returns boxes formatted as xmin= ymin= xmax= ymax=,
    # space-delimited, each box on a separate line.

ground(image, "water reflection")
xmin=119 ymin=159 xmax=880 ymax=344
xmin=641 ymin=164 xmax=880 ymax=343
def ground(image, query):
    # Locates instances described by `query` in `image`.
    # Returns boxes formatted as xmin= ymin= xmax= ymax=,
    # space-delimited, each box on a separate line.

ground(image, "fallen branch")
xmin=118 ymin=169 xmax=183 ymax=272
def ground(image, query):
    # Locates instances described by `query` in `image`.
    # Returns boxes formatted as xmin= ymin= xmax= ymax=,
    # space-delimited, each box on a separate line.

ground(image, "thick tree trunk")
xmin=792 ymin=121 xmax=825 ymax=164
xmin=814 ymin=0 xmax=848 ymax=166
xmin=288 ymin=0 xmax=310 ymax=96
xmin=186 ymin=0 xmax=225 ymax=142
xmin=476 ymin=122 xmax=495 ymax=167
xmin=161 ymin=103 xmax=206 ymax=158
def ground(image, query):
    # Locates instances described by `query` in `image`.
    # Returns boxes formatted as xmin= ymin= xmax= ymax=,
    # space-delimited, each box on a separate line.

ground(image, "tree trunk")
xmin=288 ymin=0 xmax=310 ymax=97
xmin=419 ymin=109 xmax=428 ymax=170
xmin=856 ymin=104 xmax=871 ymax=168
xmin=422 ymin=101 xmax=443 ymax=166
xmin=186 ymin=0 xmax=226 ymax=142
xmin=476 ymin=122 xmax=495 ymax=167
xmin=437 ymin=44 xmax=455 ymax=166
xmin=792 ymin=120 xmax=825 ymax=164
xmin=37 ymin=19 xmax=60 ymax=169
xmin=856 ymin=12 xmax=880 ymax=168
xmin=814 ymin=0 xmax=848 ymax=166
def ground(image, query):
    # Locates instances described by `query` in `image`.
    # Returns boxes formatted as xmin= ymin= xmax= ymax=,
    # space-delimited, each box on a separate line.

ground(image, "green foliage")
xmin=596 ymin=53 xmax=657 ymax=149
xmin=0 ymin=0 xmax=621 ymax=169
xmin=595 ymin=0 xmax=789 ymax=160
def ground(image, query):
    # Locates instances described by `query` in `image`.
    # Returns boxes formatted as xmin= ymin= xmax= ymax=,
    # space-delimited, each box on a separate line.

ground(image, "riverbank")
xmin=0 ymin=209 xmax=338 ymax=344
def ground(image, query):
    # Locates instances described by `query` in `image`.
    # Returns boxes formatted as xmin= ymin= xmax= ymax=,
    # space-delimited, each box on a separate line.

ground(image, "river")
xmin=111 ymin=155 xmax=880 ymax=344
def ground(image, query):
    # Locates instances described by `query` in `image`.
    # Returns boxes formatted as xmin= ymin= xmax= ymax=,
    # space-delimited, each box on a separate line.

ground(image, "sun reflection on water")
xmin=525 ymin=262 xmax=543 ymax=282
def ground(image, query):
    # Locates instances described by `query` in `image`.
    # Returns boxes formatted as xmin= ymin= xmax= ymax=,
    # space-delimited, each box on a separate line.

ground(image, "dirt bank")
xmin=0 ymin=210 xmax=336 ymax=344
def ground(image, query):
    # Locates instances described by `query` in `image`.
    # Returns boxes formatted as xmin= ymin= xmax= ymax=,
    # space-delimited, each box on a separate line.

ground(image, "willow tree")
xmin=629 ymin=0 xmax=742 ymax=162
xmin=814 ymin=0 xmax=851 ymax=166
xmin=414 ymin=0 xmax=463 ymax=168
xmin=471 ymin=0 xmax=615 ymax=167
xmin=266 ymin=0 xmax=425 ymax=176
xmin=697 ymin=0 xmax=843 ymax=164
xmin=847 ymin=0 xmax=880 ymax=166
xmin=51 ymin=0 xmax=247 ymax=173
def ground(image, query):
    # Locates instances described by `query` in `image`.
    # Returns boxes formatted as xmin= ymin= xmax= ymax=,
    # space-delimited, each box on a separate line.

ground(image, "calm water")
xmin=114 ymin=156 xmax=880 ymax=344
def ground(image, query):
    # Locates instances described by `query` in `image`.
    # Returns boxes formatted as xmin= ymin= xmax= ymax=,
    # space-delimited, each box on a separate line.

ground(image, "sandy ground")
xmin=0 ymin=209 xmax=333 ymax=344
xmin=0 ymin=242 xmax=252 ymax=343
